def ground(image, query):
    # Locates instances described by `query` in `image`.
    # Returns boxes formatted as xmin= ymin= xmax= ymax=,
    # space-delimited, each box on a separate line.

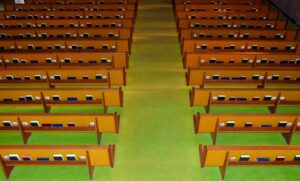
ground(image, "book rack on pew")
xmin=0 ymin=145 xmax=116 ymax=179
xmin=193 ymin=113 xmax=300 ymax=144
xmin=0 ymin=88 xmax=124 ymax=113
xmin=0 ymin=68 xmax=127 ymax=88
xmin=186 ymin=68 xmax=300 ymax=88
xmin=0 ymin=113 xmax=120 ymax=144
xmin=0 ymin=51 xmax=129 ymax=69
xmin=183 ymin=53 xmax=300 ymax=70
xmin=189 ymin=88 xmax=300 ymax=113
xmin=199 ymin=144 xmax=300 ymax=180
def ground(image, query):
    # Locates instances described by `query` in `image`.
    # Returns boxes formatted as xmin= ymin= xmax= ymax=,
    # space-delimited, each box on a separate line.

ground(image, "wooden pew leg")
xmin=193 ymin=115 xmax=199 ymax=134
xmin=115 ymin=114 xmax=120 ymax=134
xmin=204 ymin=106 xmax=210 ymax=113
xmin=282 ymin=119 xmax=297 ymax=145
xmin=0 ymin=155 xmax=14 ymax=179
xmin=199 ymin=145 xmax=207 ymax=168
xmin=21 ymin=132 xmax=32 ymax=145
xmin=43 ymin=106 xmax=51 ymax=114
xmin=268 ymin=106 xmax=277 ymax=114
xmin=96 ymin=132 xmax=102 ymax=145
xmin=108 ymin=145 xmax=116 ymax=168
xmin=210 ymin=132 xmax=217 ymax=145
xmin=282 ymin=132 xmax=293 ymax=145
xmin=103 ymin=106 xmax=108 ymax=113
xmin=211 ymin=119 xmax=219 ymax=145
xmin=257 ymin=85 xmax=264 ymax=89
xmin=18 ymin=117 xmax=31 ymax=144
xmin=86 ymin=151 xmax=94 ymax=180
xmin=219 ymin=152 xmax=229 ymax=180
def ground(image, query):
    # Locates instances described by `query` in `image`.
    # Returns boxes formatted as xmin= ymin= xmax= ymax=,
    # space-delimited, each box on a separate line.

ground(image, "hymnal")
xmin=42 ymin=124 xmax=51 ymax=127
xmin=212 ymin=74 xmax=219 ymax=80
xmin=66 ymin=154 xmax=76 ymax=161
xmin=245 ymin=122 xmax=253 ymax=127
xmin=68 ymin=122 xmax=76 ymax=127
xmin=67 ymin=97 xmax=78 ymax=101
xmin=256 ymin=157 xmax=270 ymax=162
xmin=221 ymin=77 xmax=230 ymax=80
xmin=25 ymin=95 xmax=34 ymax=101
xmin=6 ymin=75 xmax=14 ymax=80
xmin=67 ymin=77 xmax=76 ymax=80
xmin=86 ymin=95 xmax=93 ymax=101
xmin=19 ymin=97 xmax=26 ymax=101
xmin=261 ymin=124 xmax=272 ymax=128
xmin=2 ymin=120 xmax=12 ymax=127
xmin=272 ymin=75 xmax=279 ymax=80
xmin=275 ymin=156 xmax=285 ymax=161
xmin=277 ymin=121 xmax=287 ymax=127
xmin=54 ymin=75 xmax=61 ymax=80
xmin=229 ymin=97 xmax=236 ymax=101
xmin=53 ymin=154 xmax=64 ymax=161
xmin=226 ymin=121 xmax=235 ymax=127
xmin=30 ymin=120 xmax=40 ymax=127
xmin=34 ymin=75 xmax=42 ymax=80
xmin=294 ymin=155 xmax=300 ymax=161
xmin=9 ymin=154 xmax=20 ymax=161
xmin=96 ymin=74 xmax=103 ymax=79
xmin=52 ymin=95 xmax=60 ymax=101
xmin=64 ymin=58 xmax=71 ymax=63
xmin=52 ymin=124 xmax=63 ymax=128
xmin=252 ymin=75 xmax=259 ymax=80
xmin=22 ymin=156 xmax=32 ymax=161
xmin=239 ymin=155 xmax=250 ymax=161
xmin=263 ymin=95 xmax=272 ymax=101
xmin=217 ymin=95 xmax=225 ymax=101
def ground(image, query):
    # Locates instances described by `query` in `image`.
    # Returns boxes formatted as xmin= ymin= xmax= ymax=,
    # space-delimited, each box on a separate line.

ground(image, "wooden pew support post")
xmin=85 ymin=150 xmax=94 ymax=180
xmin=282 ymin=118 xmax=298 ymax=144
xmin=17 ymin=117 xmax=32 ymax=144
xmin=0 ymin=154 xmax=15 ymax=179
xmin=220 ymin=151 xmax=229 ymax=180
xmin=40 ymin=92 xmax=51 ymax=113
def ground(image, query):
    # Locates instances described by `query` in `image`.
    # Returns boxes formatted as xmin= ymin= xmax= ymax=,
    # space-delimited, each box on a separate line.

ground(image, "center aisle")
xmin=107 ymin=0 xmax=202 ymax=180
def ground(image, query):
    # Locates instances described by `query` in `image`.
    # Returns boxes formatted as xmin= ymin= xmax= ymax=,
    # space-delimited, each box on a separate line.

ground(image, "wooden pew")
xmin=175 ymin=4 xmax=270 ymax=12
xmin=5 ymin=4 xmax=136 ymax=11
xmin=0 ymin=39 xmax=130 ymax=53
xmin=0 ymin=68 xmax=126 ymax=88
xmin=173 ymin=0 xmax=261 ymax=5
xmin=1 ymin=11 xmax=135 ymax=20
xmin=186 ymin=69 xmax=300 ymax=88
xmin=177 ymin=19 xmax=287 ymax=31
xmin=176 ymin=11 xmax=278 ymax=20
xmin=199 ymin=144 xmax=300 ymax=180
xmin=194 ymin=113 xmax=299 ymax=144
xmin=183 ymin=53 xmax=300 ymax=69
xmin=0 ymin=113 xmax=120 ymax=144
xmin=182 ymin=40 xmax=300 ymax=53
xmin=0 ymin=27 xmax=132 ymax=40
xmin=0 ymin=88 xmax=123 ymax=113
xmin=0 ymin=19 xmax=134 ymax=29
xmin=0 ymin=144 xmax=115 ymax=179
xmin=26 ymin=0 xmax=137 ymax=4
xmin=189 ymin=88 xmax=300 ymax=113
xmin=179 ymin=29 xmax=298 ymax=41
xmin=0 ymin=52 xmax=129 ymax=69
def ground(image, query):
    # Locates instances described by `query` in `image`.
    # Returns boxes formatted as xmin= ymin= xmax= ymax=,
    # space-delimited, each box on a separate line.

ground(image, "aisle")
xmin=108 ymin=0 xmax=201 ymax=180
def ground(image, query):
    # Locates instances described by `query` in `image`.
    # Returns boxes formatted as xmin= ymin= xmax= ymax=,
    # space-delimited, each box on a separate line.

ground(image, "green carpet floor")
xmin=1 ymin=0 xmax=300 ymax=180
